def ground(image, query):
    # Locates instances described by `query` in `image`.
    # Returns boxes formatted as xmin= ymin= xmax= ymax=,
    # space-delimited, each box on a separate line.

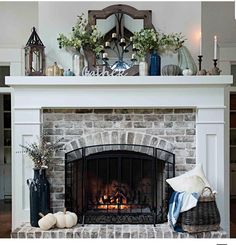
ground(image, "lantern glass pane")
xmin=32 ymin=50 xmax=40 ymax=72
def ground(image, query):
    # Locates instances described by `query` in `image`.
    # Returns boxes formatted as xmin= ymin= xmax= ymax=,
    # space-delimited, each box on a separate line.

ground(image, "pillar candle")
xmin=102 ymin=52 xmax=108 ymax=59
xmin=105 ymin=42 xmax=110 ymax=47
xmin=214 ymin=35 xmax=217 ymax=59
xmin=112 ymin=33 xmax=117 ymax=39
xmin=199 ymin=32 xmax=202 ymax=56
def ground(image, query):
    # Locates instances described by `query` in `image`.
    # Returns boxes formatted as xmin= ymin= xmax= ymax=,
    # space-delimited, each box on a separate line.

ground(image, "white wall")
xmin=202 ymin=2 xmax=236 ymax=72
xmin=38 ymin=1 xmax=201 ymax=70
xmin=0 ymin=2 xmax=38 ymax=49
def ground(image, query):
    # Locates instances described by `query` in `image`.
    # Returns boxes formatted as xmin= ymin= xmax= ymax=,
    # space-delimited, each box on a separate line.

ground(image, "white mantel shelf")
xmin=6 ymin=75 xmax=233 ymax=236
xmin=6 ymin=75 xmax=232 ymax=86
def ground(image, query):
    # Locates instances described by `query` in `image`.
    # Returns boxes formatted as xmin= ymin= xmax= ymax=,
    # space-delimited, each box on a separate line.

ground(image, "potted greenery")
xmin=131 ymin=28 xmax=185 ymax=75
xmin=20 ymin=134 xmax=63 ymax=227
xmin=57 ymin=13 xmax=104 ymax=75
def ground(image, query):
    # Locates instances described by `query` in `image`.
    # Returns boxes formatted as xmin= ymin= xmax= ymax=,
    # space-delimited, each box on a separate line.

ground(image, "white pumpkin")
xmin=38 ymin=213 xmax=56 ymax=231
xmin=182 ymin=68 xmax=193 ymax=76
xmin=54 ymin=208 xmax=78 ymax=228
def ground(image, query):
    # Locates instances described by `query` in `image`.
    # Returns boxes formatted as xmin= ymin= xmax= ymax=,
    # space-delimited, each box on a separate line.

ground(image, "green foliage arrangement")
xmin=57 ymin=13 xmax=104 ymax=55
xmin=132 ymin=28 xmax=186 ymax=58
xmin=20 ymin=134 xmax=63 ymax=169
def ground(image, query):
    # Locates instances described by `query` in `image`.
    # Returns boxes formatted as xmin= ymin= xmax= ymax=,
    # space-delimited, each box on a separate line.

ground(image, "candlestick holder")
xmin=208 ymin=59 xmax=221 ymax=75
xmin=198 ymin=55 xmax=203 ymax=71
xmin=196 ymin=55 xmax=207 ymax=75
xmin=213 ymin=59 xmax=217 ymax=68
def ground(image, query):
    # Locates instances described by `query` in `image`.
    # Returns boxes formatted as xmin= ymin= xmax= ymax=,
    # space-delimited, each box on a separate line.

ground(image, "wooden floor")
xmin=0 ymin=199 xmax=236 ymax=238
xmin=0 ymin=200 xmax=11 ymax=238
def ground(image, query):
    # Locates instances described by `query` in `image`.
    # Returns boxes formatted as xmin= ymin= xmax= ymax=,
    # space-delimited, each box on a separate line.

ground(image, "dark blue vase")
xmin=38 ymin=168 xmax=50 ymax=215
xmin=149 ymin=50 xmax=161 ymax=76
xmin=27 ymin=168 xmax=50 ymax=227
xmin=27 ymin=168 xmax=40 ymax=227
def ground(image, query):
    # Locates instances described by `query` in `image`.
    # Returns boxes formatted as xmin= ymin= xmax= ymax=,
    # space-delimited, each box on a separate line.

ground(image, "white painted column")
xmin=12 ymin=107 xmax=41 ymax=229
xmin=196 ymin=107 xmax=230 ymax=235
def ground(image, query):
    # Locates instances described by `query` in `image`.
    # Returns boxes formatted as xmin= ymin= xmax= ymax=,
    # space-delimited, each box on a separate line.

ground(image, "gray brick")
xmin=134 ymin=122 xmax=152 ymax=128
xmin=104 ymin=115 xmax=123 ymax=121
xmin=111 ymin=131 xmax=119 ymax=144
xmin=165 ymin=115 xmax=184 ymax=122
xmin=150 ymin=136 xmax=159 ymax=147
xmin=123 ymin=233 xmax=130 ymax=238
xmin=114 ymin=109 xmax=134 ymax=114
xmin=125 ymin=115 xmax=144 ymax=121
xmin=65 ymin=129 xmax=83 ymax=135
xmin=94 ymin=121 xmax=113 ymax=128
xmin=164 ymin=122 xmax=173 ymax=128
xmin=131 ymin=231 xmax=138 ymax=238
xmin=64 ymin=114 xmax=83 ymax=121
xmin=146 ymin=129 xmax=165 ymax=135
xmin=134 ymin=109 xmax=154 ymax=114
xmin=115 ymin=231 xmax=122 ymax=238
xmin=44 ymin=114 xmax=64 ymax=121
xmin=91 ymin=231 xmax=98 ymax=238
xmin=154 ymin=109 xmax=173 ymax=114
xmin=174 ymin=109 xmax=194 ymax=113
xmin=18 ymin=232 xmax=26 ymax=238
xmin=84 ymin=114 xmax=103 ymax=121
xmin=94 ymin=109 xmax=113 ymax=114
xmin=185 ymin=114 xmax=196 ymax=121
xmin=75 ymin=109 xmax=93 ymax=113
xmin=165 ymin=129 xmax=185 ymax=135
xmin=54 ymin=122 xmax=73 ymax=128
xmin=43 ymin=122 xmax=54 ymax=128
xmin=127 ymin=132 xmax=135 ymax=144
xmin=35 ymin=231 xmax=42 ymax=238
xmin=119 ymin=121 xmax=133 ymax=128
xmin=144 ymin=115 xmax=164 ymax=121
xmin=186 ymin=129 xmax=196 ymax=135
xmin=175 ymin=136 xmax=195 ymax=142
xmin=186 ymin=158 xmax=196 ymax=164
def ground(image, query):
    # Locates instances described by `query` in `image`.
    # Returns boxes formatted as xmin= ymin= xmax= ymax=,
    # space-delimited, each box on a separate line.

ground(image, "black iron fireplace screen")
xmin=65 ymin=144 xmax=175 ymax=225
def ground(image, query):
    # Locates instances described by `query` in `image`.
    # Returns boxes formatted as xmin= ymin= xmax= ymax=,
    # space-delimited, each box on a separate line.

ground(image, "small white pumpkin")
xmin=182 ymin=68 xmax=193 ymax=76
xmin=38 ymin=213 xmax=56 ymax=231
xmin=54 ymin=208 xmax=78 ymax=228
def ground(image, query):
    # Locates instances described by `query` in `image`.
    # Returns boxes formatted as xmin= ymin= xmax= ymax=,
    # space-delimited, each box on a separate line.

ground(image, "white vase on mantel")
xmin=139 ymin=58 xmax=148 ymax=76
xmin=72 ymin=49 xmax=85 ymax=76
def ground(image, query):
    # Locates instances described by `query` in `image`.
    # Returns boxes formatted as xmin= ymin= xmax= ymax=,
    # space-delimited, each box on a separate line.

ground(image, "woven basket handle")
xmin=201 ymin=186 xmax=214 ymax=197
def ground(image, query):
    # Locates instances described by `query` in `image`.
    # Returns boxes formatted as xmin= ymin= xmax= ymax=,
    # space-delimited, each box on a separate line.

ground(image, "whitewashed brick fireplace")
xmin=6 ymin=75 xmax=232 ymax=234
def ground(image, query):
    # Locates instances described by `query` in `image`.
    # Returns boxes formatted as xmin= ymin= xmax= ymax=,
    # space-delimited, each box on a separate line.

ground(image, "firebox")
xmin=65 ymin=144 xmax=175 ymax=225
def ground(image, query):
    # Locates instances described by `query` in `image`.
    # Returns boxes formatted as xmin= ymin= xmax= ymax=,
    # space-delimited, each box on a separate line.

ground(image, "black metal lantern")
xmin=25 ymin=27 xmax=45 ymax=76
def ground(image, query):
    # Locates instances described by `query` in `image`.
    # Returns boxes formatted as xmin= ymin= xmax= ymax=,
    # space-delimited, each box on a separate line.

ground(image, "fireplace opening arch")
xmin=65 ymin=144 xmax=175 ymax=225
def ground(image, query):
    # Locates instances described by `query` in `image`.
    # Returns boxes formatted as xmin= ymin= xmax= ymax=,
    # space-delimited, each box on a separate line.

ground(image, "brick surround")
xmin=42 ymin=108 xmax=196 ymax=212
xmin=11 ymin=223 xmax=226 ymax=239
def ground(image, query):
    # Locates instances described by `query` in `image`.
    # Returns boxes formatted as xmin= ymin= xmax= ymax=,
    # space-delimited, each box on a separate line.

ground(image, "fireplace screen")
xmin=65 ymin=144 xmax=175 ymax=225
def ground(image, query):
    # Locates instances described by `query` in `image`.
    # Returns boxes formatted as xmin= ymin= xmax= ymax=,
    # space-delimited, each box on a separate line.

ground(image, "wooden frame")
xmin=85 ymin=4 xmax=153 ymax=76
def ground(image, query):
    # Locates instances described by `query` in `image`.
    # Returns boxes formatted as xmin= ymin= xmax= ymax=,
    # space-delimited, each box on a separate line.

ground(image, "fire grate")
xmin=65 ymin=144 xmax=175 ymax=226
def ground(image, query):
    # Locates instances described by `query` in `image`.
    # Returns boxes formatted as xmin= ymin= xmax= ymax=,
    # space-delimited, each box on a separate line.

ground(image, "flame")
xmin=97 ymin=192 xmax=129 ymax=210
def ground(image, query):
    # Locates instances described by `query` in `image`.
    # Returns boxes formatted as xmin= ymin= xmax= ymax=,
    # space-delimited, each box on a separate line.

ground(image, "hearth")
xmin=65 ymin=144 xmax=175 ymax=225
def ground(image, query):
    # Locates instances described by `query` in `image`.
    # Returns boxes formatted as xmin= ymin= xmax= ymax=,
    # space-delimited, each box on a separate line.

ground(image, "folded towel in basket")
xmin=168 ymin=191 xmax=199 ymax=231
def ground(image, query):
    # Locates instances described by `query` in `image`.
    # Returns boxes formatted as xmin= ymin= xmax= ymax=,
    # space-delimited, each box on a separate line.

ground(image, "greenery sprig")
xmin=57 ymin=13 xmax=104 ymax=55
xmin=19 ymin=134 xmax=64 ymax=169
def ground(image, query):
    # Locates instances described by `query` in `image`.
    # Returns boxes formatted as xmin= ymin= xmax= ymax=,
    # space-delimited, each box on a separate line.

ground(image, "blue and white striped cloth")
xmin=168 ymin=191 xmax=199 ymax=232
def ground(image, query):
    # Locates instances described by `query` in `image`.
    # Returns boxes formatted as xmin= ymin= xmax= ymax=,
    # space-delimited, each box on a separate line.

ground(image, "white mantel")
xmin=6 ymin=75 xmax=232 ymax=235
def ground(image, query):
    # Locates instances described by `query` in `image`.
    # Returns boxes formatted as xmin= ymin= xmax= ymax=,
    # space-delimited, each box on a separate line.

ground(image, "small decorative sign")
xmin=82 ymin=66 xmax=126 ymax=76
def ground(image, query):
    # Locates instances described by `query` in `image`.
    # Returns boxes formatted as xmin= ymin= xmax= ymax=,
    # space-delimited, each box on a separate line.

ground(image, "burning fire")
xmin=97 ymin=191 xmax=129 ymax=210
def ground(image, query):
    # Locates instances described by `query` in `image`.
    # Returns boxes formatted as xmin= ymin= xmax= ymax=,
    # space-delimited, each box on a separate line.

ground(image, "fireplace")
xmin=6 ymin=75 xmax=232 ymax=232
xmin=65 ymin=144 xmax=175 ymax=225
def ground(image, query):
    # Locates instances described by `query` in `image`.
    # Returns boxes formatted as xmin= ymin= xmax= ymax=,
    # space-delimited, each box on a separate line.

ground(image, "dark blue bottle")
xmin=149 ymin=50 xmax=161 ymax=76
xmin=38 ymin=168 xmax=50 ymax=215
xmin=27 ymin=168 xmax=40 ymax=227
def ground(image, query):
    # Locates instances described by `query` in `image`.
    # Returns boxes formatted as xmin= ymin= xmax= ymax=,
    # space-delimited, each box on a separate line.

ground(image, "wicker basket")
xmin=178 ymin=187 xmax=221 ymax=233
